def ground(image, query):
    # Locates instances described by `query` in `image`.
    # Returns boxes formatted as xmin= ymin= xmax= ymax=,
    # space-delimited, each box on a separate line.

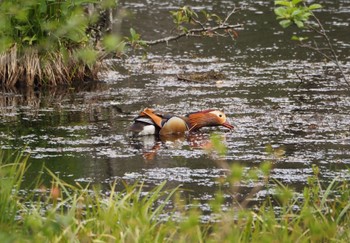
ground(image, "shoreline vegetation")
xmin=0 ymin=0 xmax=347 ymax=88
xmin=0 ymin=0 xmax=114 ymax=87
xmin=0 ymin=1 xmax=240 ymax=88
xmin=1 ymin=150 xmax=350 ymax=242
xmin=0 ymin=44 xmax=100 ymax=87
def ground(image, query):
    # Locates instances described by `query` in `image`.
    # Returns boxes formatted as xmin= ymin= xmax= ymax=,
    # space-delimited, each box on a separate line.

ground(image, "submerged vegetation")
xmin=1 ymin=150 xmax=350 ymax=242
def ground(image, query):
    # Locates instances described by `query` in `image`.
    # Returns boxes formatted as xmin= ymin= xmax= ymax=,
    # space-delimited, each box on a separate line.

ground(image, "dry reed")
xmin=0 ymin=44 xmax=100 ymax=87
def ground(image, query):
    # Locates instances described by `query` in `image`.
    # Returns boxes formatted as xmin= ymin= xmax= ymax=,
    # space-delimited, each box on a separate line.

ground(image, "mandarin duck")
xmin=128 ymin=108 xmax=234 ymax=136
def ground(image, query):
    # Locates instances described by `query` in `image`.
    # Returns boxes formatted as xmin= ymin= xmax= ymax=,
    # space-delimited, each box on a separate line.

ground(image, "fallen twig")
xmin=143 ymin=23 xmax=242 ymax=46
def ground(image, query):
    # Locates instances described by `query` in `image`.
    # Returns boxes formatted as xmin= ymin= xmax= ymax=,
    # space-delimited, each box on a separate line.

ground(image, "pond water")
xmin=1 ymin=0 xmax=350 ymax=208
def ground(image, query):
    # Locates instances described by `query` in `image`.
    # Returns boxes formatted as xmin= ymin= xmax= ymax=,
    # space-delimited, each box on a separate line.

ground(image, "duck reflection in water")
xmin=128 ymin=108 xmax=234 ymax=160
xmin=129 ymin=131 xmax=230 ymax=161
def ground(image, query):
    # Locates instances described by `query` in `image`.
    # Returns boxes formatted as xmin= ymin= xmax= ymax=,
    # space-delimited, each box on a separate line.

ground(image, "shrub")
xmin=0 ymin=0 xmax=116 ymax=87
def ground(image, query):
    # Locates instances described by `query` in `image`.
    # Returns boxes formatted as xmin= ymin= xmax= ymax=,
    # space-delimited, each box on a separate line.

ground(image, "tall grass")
xmin=0 ymin=150 xmax=27 ymax=225
xmin=1 ymin=150 xmax=350 ymax=242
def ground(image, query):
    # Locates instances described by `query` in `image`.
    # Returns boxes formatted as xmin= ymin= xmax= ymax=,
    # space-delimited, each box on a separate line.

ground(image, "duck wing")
xmin=129 ymin=108 xmax=188 ymax=135
xmin=128 ymin=108 xmax=171 ymax=135
xmin=128 ymin=116 xmax=159 ymax=135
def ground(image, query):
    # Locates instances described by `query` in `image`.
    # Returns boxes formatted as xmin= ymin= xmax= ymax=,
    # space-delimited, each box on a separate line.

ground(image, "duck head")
xmin=186 ymin=110 xmax=234 ymax=131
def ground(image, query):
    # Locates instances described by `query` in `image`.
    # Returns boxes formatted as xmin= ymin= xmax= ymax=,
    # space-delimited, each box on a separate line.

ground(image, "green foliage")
xmin=0 ymin=0 xmax=122 ymax=86
xmin=0 ymin=150 xmax=28 ymax=225
xmin=0 ymin=0 xmax=97 ymax=53
xmin=170 ymin=6 xmax=224 ymax=33
xmin=119 ymin=6 xmax=238 ymax=56
xmin=209 ymin=132 xmax=227 ymax=157
xmin=125 ymin=28 xmax=147 ymax=49
xmin=274 ymin=0 xmax=349 ymax=86
xmin=274 ymin=0 xmax=322 ymax=28
xmin=103 ymin=34 xmax=125 ymax=53
xmin=1 ymin=149 xmax=350 ymax=242
xmin=170 ymin=6 xmax=199 ymax=32
xmin=291 ymin=35 xmax=309 ymax=41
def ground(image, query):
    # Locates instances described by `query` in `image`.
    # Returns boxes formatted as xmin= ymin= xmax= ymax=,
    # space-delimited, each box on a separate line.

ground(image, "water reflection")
xmin=129 ymin=132 xmax=228 ymax=162
xmin=0 ymin=82 xmax=108 ymax=120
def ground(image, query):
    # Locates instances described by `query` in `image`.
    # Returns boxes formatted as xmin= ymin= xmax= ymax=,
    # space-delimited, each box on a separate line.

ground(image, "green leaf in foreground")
xmin=102 ymin=34 xmax=124 ymax=52
xmin=308 ymin=4 xmax=322 ymax=10
xmin=279 ymin=19 xmax=292 ymax=28
xmin=291 ymin=35 xmax=309 ymax=41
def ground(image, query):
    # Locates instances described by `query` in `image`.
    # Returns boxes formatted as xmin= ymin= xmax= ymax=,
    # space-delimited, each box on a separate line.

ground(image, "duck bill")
xmin=222 ymin=122 xmax=234 ymax=130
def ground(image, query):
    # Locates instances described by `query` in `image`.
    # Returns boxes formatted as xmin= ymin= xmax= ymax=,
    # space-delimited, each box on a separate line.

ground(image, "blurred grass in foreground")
xmin=1 ymin=148 xmax=350 ymax=242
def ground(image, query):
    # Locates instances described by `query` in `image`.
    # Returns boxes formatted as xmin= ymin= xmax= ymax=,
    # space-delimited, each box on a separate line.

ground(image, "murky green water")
xmin=1 ymin=0 xmax=350 ymax=207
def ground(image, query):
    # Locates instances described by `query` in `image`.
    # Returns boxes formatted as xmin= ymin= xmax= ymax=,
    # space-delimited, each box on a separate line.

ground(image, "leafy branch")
xmin=274 ymin=0 xmax=349 ymax=87
xmin=125 ymin=6 xmax=241 ymax=48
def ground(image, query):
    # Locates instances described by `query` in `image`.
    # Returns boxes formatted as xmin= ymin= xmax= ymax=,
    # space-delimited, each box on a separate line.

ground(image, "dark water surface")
xmin=1 ymin=1 xmax=350 ymax=207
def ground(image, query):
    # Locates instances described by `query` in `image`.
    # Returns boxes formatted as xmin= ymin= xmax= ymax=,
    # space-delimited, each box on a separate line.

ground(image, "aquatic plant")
xmin=1 ymin=149 xmax=350 ymax=242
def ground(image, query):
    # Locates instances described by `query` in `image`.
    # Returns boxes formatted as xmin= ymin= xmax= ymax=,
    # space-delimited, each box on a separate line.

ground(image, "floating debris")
xmin=177 ymin=70 xmax=226 ymax=82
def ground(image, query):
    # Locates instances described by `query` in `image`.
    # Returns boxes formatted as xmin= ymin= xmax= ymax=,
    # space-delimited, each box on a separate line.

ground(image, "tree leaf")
xmin=275 ymin=1 xmax=292 ymax=7
xmin=274 ymin=7 xmax=287 ymax=17
xmin=308 ymin=4 xmax=322 ymax=10
xmin=291 ymin=35 xmax=308 ymax=41
xmin=292 ymin=0 xmax=303 ymax=5
xmin=130 ymin=28 xmax=136 ymax=38
xmin=291 ymin=9 xmax=302 ymax=17
xmin=294 ymin=20 xmax=304 ymax=28
xmin=279 ymin=19 xmax=292 ymax=28
xmin=299 ymin=12 xmax=312 ymax=21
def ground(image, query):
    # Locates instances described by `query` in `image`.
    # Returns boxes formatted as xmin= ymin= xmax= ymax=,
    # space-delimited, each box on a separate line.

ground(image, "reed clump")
xmin=0 ymin=45 xmax=99 ymax=87
xmin=0 ymin=0 xmax=116 ymax=87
